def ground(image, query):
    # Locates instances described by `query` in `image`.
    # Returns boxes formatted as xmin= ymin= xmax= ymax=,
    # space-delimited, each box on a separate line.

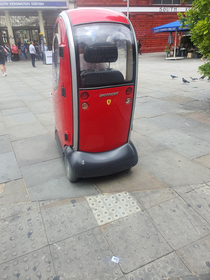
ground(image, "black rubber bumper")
xmin=65 ymin=141 xmax=138 ymax=179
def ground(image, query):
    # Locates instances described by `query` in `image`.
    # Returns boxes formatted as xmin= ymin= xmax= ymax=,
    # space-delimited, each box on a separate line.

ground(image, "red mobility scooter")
xmin=52 ymin=8 xmax=138 ymax=182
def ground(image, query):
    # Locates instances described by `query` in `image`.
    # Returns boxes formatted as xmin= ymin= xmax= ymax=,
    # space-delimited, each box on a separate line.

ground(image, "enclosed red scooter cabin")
xmin=52 ymin=8 xmax=138 ymax=182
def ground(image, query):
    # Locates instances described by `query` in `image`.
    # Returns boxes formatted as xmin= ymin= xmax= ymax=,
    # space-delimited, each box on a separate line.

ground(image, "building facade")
xmin=0 ymin=0 xmax=191 ymax=52
xmin=76 ymin=0 xmax=192 ymax=52
xmin=0 ymin=0 xmax=73 ymax=48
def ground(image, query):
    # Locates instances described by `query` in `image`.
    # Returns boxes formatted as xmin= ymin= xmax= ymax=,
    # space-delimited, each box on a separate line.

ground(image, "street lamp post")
xmin=123 ymin=0 xmax=129 ymax=18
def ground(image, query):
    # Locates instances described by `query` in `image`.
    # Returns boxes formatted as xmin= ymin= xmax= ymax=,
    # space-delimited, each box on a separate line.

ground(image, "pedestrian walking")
xmin=20 ymin=43 xmax=27 ymax=61
xmin=35 ymin=42 xmax=41 ymax=61
xmin=137 ymin=39 xmax=142 ymax=55
xmin=11 ymin=44 xmax=20 ymax=61
xmin=4 ymin=43 xmax=12 ymax=62
xmin=29 ymin=41 xmax=36 ymax=67
xmin=0 ymin=45 xmax=7 ymax=76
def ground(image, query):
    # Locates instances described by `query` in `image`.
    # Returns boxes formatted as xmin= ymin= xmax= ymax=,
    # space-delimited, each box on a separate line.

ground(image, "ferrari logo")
xmin=107 ymin=99 xmax=111 ymax=105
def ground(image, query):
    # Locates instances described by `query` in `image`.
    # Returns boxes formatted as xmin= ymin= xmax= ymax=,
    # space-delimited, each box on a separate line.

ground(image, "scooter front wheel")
xmin=64 ymin=152 xmax=78 ymax=183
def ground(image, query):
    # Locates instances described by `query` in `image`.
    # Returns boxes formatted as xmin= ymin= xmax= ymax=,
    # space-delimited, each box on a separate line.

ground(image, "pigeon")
xmin=182 ymin=78 xmax=190 ymax=84
xmin=171 ymin=75 xmax=178 ymax=79
xmin=190 ymin=77 xmax=198 ymax=81
xmin=199 ymin=74 xmax=205 ymax=79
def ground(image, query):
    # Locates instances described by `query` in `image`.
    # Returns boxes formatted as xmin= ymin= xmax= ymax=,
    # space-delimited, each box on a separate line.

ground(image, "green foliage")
xmin=178 ymin=0 xmax=210 ymax=76
xmin=199 ymin=62 xmax=210 ymax=78
xmin=164 ymin=45 xmax=170 ymax=52
xmin=178 ymin=0 xmax=210 ymax=58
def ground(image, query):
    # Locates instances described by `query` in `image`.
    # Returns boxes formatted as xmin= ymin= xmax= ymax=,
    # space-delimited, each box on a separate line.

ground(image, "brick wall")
xmin=131 ymin=12 xmax=179 ymax=53
xmin=76 ymin=0 xmax=189 ymax=53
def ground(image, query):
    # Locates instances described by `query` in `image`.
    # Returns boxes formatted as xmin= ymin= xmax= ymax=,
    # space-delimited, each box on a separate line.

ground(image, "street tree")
xmin=178 ymin=0 xmax=210 ymax=77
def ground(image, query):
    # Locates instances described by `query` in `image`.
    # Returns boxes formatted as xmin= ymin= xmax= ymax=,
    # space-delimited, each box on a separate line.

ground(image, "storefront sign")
xmin=0 ymin=1 xmax=68 ymax=8
xmin=88 ymin=6 xmax=190 ymax=13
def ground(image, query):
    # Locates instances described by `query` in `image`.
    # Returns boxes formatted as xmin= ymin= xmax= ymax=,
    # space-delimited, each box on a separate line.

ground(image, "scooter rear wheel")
xmin=64 ymin=152 xmax=78 ymax=183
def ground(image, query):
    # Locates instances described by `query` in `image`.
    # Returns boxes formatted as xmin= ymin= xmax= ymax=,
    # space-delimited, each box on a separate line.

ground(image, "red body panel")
xmin=67 ymin=8 xmax=129 ymax=26
xmin=79 ymin=86 xmax=134 ymax=153
xmin=52 ymin=17 xmax=73 ymax=148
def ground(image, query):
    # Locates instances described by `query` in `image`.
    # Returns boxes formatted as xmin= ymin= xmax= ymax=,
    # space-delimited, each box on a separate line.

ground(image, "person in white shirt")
xmin=44 ymin=44 xmax=48 ymax=52
xmin=29 ymin=41 xmax=36 ymax=67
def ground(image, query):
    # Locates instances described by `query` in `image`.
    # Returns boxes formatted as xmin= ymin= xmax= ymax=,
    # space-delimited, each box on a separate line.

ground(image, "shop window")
xmin=153 ymin=0 xmax=181 ymax=4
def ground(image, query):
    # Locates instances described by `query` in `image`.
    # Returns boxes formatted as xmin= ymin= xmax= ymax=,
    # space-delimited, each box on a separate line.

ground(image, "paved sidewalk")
xmin=0 ymin=54 xmax=210 ymax=280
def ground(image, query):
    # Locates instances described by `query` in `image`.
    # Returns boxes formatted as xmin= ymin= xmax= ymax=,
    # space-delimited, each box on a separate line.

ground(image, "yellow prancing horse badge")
xmin=107 ymin=99 xmax=111 ymax=105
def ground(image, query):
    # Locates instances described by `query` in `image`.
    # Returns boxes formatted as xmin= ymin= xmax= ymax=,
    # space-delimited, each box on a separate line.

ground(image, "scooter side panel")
xmin=52 ymin=17 xmax=74 ymax=148
xmin=79 ymin=85 xmax=134 ymax=153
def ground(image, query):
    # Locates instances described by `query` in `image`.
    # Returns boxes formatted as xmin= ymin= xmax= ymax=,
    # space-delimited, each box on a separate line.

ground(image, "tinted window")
xmin=74 ymin=23 xmax=134 ymax=88
xmin=52 ymin=23 xmax=61 ymax=90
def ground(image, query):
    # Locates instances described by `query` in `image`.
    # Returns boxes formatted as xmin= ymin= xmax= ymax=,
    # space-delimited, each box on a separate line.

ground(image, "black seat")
xmin=81 ymin=69 xmax=124 ymax=87
xmin=80 ymin=42 xmax=124 ymax=87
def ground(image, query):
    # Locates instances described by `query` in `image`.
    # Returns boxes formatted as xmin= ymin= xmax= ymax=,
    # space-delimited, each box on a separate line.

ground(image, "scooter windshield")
xmin=74 ymin=23 xmax=134 ymax=88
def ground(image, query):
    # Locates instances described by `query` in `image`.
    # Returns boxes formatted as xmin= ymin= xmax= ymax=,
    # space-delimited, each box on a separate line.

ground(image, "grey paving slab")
xmin=0 ymin=179 xmax=30 ymax=205
xmin=131 ymin=131 xmax=166 ymax=157
xmin=147 ymin=197 xmax=210 ymax=250
xmin=0 ymin=208 xmax=48 ymax=264
xmin=102 ymin=211 xmax=173 ymax=273
xmin=0 ymin=135 xmax=13 ymax=154
xmin=17 ymin=92 xmax=45 ymax=102
xmin=185 ymin=112 xmax=210 ymax=125
xmin=0 ymin=122 xmax=7 ymax=136
xmin=125 ymin=252 xmax=190 ymax=280
xmin=195 ymin=154 xmax=210 ymax=168
xmin=91 ymin=164 xmax=167 ymax=194
xmin=50 ymin=227 xmax=123 ymax=280
xmin=40 ymin=198 xmax=98 ymax=244
xmin=86 ymin=192 xmax=141 ymax=226
xmin=12 ymin=134 xmax=61 ymax=167
xmin=134 ymin=99 xmax=171 ymax=118
xmin=7 ymin=121 xmax=48 ymax=141
xmin=21 ymin=158 xmax=66 ymax=188
xmin=0 ymin=97 xmax=25 ymax=110
xmin=149 ymin=129 xmax=210 ymax=160
xmin=133 ymin=117 xmax=165 ymax=135
xmin=25 ymin=100 xmax=53 ymax=114
xmin=161 ymin=95 xmax=196 ymax=105
xmin=35 ymin=112 xmax=55 ymax=126
xmin=181 ymin=186 xmax=210 ymax=224
xmin=177 ymin=235 xmax=210 ymax=275
xmin=45 ymin=124 xmax=55 ymax=136
xmin=182 ymin=100 xmax=210 ymax=113
xmin=0 ymin=246 xmax=57 ymax=280
xmin=27 ymin=176 xmax=99 ymax=201
xmin=3 ymin=112 xmax=38 ymax=128
xmin=188 ymin=125 xmax=210 ymax=142
xmin=170 ymin=274 xmax=210 ymax=280
xmin=132 ymin=188 xmax=177 ymax=210
xmin=138 ymin=149 xmax=210 ymax=188
xmin=1 ymin=106 xmax=30 ymax=116
xmin=148 ymin=113 xmax=204 ymax=131
xmin=0 ymin=152 xmax=21 ymax=184
xmin=172 ymin=183 xmax=206 ymax=195
xmin=0 ymin=201 xmax=39 ymax=219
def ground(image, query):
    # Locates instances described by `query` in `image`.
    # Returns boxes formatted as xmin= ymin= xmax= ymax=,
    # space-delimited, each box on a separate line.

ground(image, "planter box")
xmin=187 ymin=53 xmax=193 ymax=58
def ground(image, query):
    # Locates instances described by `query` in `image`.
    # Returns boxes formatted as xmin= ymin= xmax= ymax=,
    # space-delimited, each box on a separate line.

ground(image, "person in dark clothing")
xmin=137 ymin=39 xmax=142 ymax=55
xmin=0 ymin=45 xmax=7 ymax=76
xmin=35 ymin=42 xmax=41 ymax=61
xmin=20 ymin=43 xmax=27 ymax=61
